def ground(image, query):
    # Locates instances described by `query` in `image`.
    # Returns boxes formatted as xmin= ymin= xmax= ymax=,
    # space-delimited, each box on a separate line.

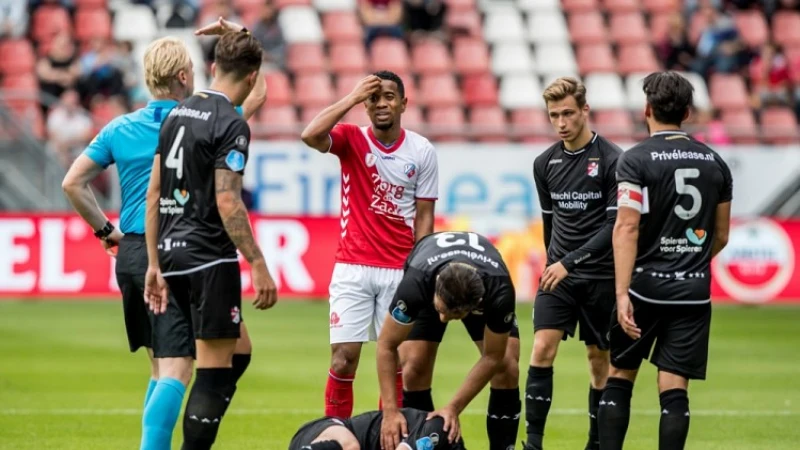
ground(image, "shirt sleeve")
xmin=485 ymin=277 xmax=516 ymax=335
xmin=214 ymin=117 xmax=251 ymax=175
xmin=388 ymin=269 xmax=429 ymax=326
xmin=327 ymin=123 xmax=357 ymax=157
xmin=533 ymin=155 xmax=553 ymax=214
xmin=604 ymin=150 xmax=620 ymax=212
xmin=615 ymin=150 xmax=643 ymax=186
xmin=719 ymin=157 xmax=733 ymax=203
xmin=414 ymin=142 xmax=439 ymax=200
xmin=82 ymin=123 xmax=115 ymax=168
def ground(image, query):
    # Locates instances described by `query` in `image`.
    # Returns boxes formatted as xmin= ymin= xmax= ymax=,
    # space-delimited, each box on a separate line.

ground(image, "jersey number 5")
xmin=674 ymin=168 xmax=701 ymax=220
xmin=165 ymin=125 xmax=186 ymax=180
xmin=435 ymin=232 xmax=485 ymax=251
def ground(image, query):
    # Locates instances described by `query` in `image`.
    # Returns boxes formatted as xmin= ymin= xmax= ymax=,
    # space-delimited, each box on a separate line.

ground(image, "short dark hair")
xmin=435 ymin=262 xmax=484 ymax=314
xmin=642 ymin=71 xmax=694 ymax=126
xmin=373 ymin=70 xmax=405 ymax=98
xmin=214 ymin=32 xmax=263 ymax=80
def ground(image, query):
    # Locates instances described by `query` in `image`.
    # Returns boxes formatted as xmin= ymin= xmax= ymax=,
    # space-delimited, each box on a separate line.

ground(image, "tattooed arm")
xmin=215 ymin=169 xmax=264 ymax=264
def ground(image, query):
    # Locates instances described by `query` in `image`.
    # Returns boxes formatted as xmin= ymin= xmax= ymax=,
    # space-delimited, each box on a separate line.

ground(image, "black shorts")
xmin=162 ymin=261 xmax=242 ymax=340
xmin=288 ymin=417 xmax=347 ymax=450
xmin=406 ymin=305 xmax=520 ymax=342
xmin=532 ymin=276 xmax=614 ymax=350
xmin=115 ymin=234 xmax=194 ymax=358
xmin=609 ymin=298 xmax=712 ymax=380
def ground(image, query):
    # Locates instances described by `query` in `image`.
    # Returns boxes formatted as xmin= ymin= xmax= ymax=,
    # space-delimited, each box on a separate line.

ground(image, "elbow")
xmin=300 ymin=128 xmax=319 ymax=147
xmin=61 ymin=174 xmax=80 ymax=195
xmin=715 ymin=233 xmax=729 ymax=251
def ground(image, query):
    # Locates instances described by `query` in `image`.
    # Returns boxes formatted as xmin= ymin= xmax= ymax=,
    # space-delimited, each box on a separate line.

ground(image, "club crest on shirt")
xmin=365 ymin=153 xmax=377 ymax=167
xmin=587 ymin=161 xmax=599 ymax=177
xmin=404 ymin=163 xmax=416 ymax=178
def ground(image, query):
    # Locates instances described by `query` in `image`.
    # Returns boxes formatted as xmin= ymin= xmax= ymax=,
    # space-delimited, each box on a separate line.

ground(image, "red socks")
xmin=378 ymin=370 xmax=404 ymax=410
xmin=325 ymin=369 xmax=354 ymax=418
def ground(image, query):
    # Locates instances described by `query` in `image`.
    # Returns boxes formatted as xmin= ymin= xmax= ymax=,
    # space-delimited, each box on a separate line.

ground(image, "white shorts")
xmin=328 ymin=263 xmax=404 ymax=344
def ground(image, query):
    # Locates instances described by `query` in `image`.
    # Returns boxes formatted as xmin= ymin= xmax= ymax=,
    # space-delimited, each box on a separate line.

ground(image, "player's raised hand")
xmin=540 ymin=261 xmax=568 ymax=292
xmin=251 ymin=259 xmax=278 ymax=310
xmin=348 ymin=75 xmax=382 ymax=104
xmin=380 ymin=409 xmax=408 ymax=450
xmin=427 ymin=405 xmax=461 ymax=443
xmin=195 ymin=16 xmax=245 ymax=36
xmin=101 ymin=228 xmax=124 ymax=257
xmin=144 ymin=266 xmax=168 ymax=315
xmin=616 ymin=294 xmax=641 ymax=339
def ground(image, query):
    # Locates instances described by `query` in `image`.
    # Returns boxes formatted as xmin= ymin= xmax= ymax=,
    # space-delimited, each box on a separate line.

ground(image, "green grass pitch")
xmin=0 ymin=300 xmax=798 ymax=449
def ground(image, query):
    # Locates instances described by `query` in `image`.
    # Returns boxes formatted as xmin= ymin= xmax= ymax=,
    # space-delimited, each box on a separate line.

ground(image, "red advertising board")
xmin=0 ymin=214 xmax=797 ymax=304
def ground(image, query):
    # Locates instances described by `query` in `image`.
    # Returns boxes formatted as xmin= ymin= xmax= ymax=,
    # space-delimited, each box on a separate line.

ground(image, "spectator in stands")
xmin=692 ymin=108 xmax=732 ymax=145
xmin=691 ymin=4 xmax=747 ymax=79
xmin=36 ymin=32 xmax=81 ymax=109
xmin=0 ymin=0 xmax=28 ymax=38
xmin=114 ymin=40 xmax=148 ymax=104
xmin=403 ymin=0 xmax=447 ymax=42
xmin=658 ymin=13 xmax=696 ymax=72
xmin=750 ymin=41 xmax=792 ymax=109
xmin=359 ymin=0 xmax=404 ymax=48
xmin=77 ymin=37 xmax=127 ymax=106
xmin=46 ymin=89 xmax=93 ymax=167
xmin=251 ymin=0 xmax=286 ymax=71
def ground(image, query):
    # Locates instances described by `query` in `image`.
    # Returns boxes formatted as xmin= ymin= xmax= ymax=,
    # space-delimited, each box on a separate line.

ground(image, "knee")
xmin=532 ymin=334 xmax=559 ymax=366
xmin=491 ymin=355 xmax=519 ymax=389
xmin=159 ymin=357 xmax=194 ymax=386
xmin=331 ymin=346 xmax=360 ymax=376
xmin=341 ymin=441 xmax=360 ymax=450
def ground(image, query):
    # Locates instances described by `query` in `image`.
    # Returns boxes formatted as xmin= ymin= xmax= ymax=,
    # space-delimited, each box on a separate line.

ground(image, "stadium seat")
xmin=264 ymin=71 xmax=293 ymax=107
xmin=74 ymin=8 xmax=112 ymax=42
xmin=610 ymin=12 xmax=648 ymax=45
xmin=31 ymin=5 xmax=72 ymax=44
xmin=112 ymin=5 xmax=157 ymax=42
xmin=477 ymin=0 xmax=517 ymax=13
xmin=760 ymin=107 xmax=799 ymax=144
xmin=642 ymin=0 xmax=680 ymax=13
xmin=594 ymin=110 xmax=634 ymax=141
xmin=774 ymin=12 xmax=800 ymax=47
xmin=517 ymin=0 xmax=560 ymax=12
xmin=343 ymin=108 xmax=371 ymax=126
xmin=313 ymin=0 xmax=356 ymax=12
xmin=491 ymin=42 xmax=535 ymax=75
xmin=75 ymin=0 xmax=107 ymax=6
xmin=469 ymin=106 xmax=508 ymax=142
xmin=335 ymin=73 xmax=367 ymax=99
xmin=287 ymin=43 xmax=327 ymax=73
xmin=603 ymin=0 xmax=640 ymax=13
xmin=649 ymin=12 xmax=672 ymax=42
xmin=301 ymin=105 xmax=326 ymax=123
xmin=279 ymin=6 xmax=324 ymax=43
xmin=1 ymin=74 xmax=38 ymax=94
xmin=499 ymin=74 xmax=544 ymax=109
xmin=418 ymin=74 xmax=461 ymax=107
xmin=411 ymin=40 xmax=453 ymax=75
xmin=273 ymin=0 xmax=313 ymax=8
xmin=426 ymin=106 xmax=466 ymax=141
xmin=584 ymin=73 xmax=626 ymax=110
xmin=322 ymin=11 xmax=363 ymax=43
xmin=294 ymin=73 xmax=334 ymax=107
xmin=734 ymin=10 xmax=769 ymax=49
xmin=560 ymin=0 xmax=598 ymax=13
xmin=535 ymin=43 xmax=579 ymax=77
xmin=617 ymin=44 xmax=660 ymax=74
xmin=445 ymin=0 xmax=478 ymax=12
xmin=678 ymin=71 xmax=711 ymax=111
xmin=709 ymin=74 xmax=749 ymax=112
xmin=0 ymin=40 xmax=35 ymax=76
xmin=577 ymin=43 xmax=616 ymax=74
xmin=452 ymin=38 xmax=490 ymax=76
xmin=528 ymin=10 xmax=570 ymax=45
xmin=462 ymin=73 xmax=499 ymax=106
xmin=688 ymin=12 xmax=709 ymax=45
xmin=329 ymin=42 xmax=367 ymax=74
xmin=721 ymin=110 xmax=758 ymax=144
xmin=402 ymin=105 xmax=424 ymax=132
xmin=257 ymin=105 xmax=299 ymax=139
xmin=446 ymin=9 xmax=483 ymax=38
xmin=509 ymin=108 xmax=552 ymax=142
xmin=624 ymin=72 xmax=650 ymax=110
xmin=483 ymin=10 xmax=526 ymax=43
xmin=568 ymin=12 xmax=608 ymax=44
xmin=369 ymin=38 xmax=410 ymax=74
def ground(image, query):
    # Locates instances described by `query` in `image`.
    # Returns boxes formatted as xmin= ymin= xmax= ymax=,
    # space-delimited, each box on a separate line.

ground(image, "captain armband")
xmin=617 ymin=182 xmax=643 ymax=212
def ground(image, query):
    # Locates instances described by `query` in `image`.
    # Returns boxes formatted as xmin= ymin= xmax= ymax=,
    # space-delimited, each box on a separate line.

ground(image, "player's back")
xmin=406 ymin=231 xmax=510 ymax=277
xmin=617 ymin=130 xmax=733 ymax=302
xmin=156 ymin=90 xmax=250 ymax=271
xmin=348 ymin=408 xmax=454 ymax=449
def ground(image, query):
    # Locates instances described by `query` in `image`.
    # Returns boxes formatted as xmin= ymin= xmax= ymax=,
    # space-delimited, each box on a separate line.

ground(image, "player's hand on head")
xmin=540 ymin=261 xmax=568 ymax=292
xmin=427 ymin=405 xmax=461 ymax=444
xmin=380 ymin=409 xmax=408 ymax=450
xmin=144 ymin=266 xmax=169 ymax=315
xmin=194 ymin=16 xmax=244 ymax=36
xmin=616 ymin=294 xmax=641 ymax=340
xmin=349 ymin=75 xmax=382 ymax=104
xmin=250 ymin=259 xmax=278 ymax=310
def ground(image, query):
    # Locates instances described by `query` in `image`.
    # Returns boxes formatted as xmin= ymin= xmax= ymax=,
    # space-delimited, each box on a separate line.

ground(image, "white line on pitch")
xmin=0 ymin=408 xmax=796 ymax=417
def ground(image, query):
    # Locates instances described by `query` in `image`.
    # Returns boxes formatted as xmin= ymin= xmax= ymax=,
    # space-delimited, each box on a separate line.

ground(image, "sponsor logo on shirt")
xmin=550 ymin=191 xmax=602 ymax=210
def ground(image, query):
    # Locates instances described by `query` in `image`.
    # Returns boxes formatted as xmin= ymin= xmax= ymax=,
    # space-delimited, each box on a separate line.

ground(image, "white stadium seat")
xmin=528 ymin=10 xmax=570 ymax=45
xmin=517 ymin=0 xmax=561 ymax=13
xmin=483 ymin=9 xmax=526 ymax=44
xmin=113 ymin=5 xmax=158 ymax=42
xmin=491 ymin=42 xmax=535 ymax=76
xmin=534 ymin=43 xmax=578 ymax=77
xmin=313 ymin=0 xmax=356 ymax=12
xmin=279 ymin=6 xmax=324 ymax=43
xmin=678 ymin=71 xmax=712 ymax=111
xmin=499 ymin=73 xmax=544 ymax=109
xmin=625 ymin=72 xmax=650 ymax=110
xmin=584 ymin=73 xmax=626 ymax=110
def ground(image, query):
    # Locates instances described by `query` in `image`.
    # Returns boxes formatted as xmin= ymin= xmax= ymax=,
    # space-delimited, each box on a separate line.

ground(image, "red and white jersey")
xmin=327 ymin=123 xmax=438 ymax=269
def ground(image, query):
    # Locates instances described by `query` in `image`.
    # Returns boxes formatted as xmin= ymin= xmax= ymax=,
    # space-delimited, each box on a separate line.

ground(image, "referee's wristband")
xmin=94 ymin=221 xmax=115 ymax=241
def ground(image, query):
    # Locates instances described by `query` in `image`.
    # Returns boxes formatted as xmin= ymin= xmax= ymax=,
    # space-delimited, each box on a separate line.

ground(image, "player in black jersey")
xmin=598 ymin=72 xmax=733 ymax=450
xmin=289 ymin=408 xmax=467 ymax=450
xmin=143 ymin=31 xmax=278 ymax=450
xmin=377 ymin=232 xmax=520 ymax=450
xmin=523 ymin=77 xmax=622 ymax=450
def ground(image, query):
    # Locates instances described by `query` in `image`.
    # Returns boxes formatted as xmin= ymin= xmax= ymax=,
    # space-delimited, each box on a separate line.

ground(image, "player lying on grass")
xmin=377 ymin=231 xmax=519 ymax=450
xmin=289 ymin=408 xmax=466 ymax=450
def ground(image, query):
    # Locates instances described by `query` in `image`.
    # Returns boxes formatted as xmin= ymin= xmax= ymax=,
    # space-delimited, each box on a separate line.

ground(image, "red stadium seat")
xmin=785 ymin=46 xmax=800 ymax=83
xmin=329 ymin=42 xmax=368 ymax=74
xmin=31 ymin=5 xmax=72 ymax=43
xmin=610 ymin=12 xmax=648 ymax=44
xmin=323 ymin=11 xmax=363 ymax=43
xmin=264 ymin=71 xmax=293 ymax=107
xmin=772 ymin=12 xmax=800 ymax=47
xmin=734 ymin=10 xmax=769 ymax=49
xmin=444 ymin=0 xmax=476 ymax=12
xmin=568 ymin=12 xmax=608 ymax=44
xmin=445 ymin=9 xmax=482 ymax=38
xmin=335 ymin=73 xmax=368 ymax=99
xmin=509 ymin=108 xmax=552 ymax=142
xmin=709 ymin=74 xmax=749 ymax=112
xmin=411 ymin=39 xmax=452 ymax=75
xmin=1 ymin=74 xmax=39 ymax=93
xmin=452 ymin=38 xmax=490 ymax=76
xmin=294 ymin=73 xmax=334 ymax=107
xmin=649 ymin=13 xmax=673 ymax=43
xmin=561 ymin=0 xmax=599 ymax=13
xmin=287 ymin=43 xmax=327 ymax=74
xmin=461 ymin=73 xmax=498 ymax=106
xmin=594 ymin=110 xmax=634 ymax=141
xmin=74 ymin=8 xmax=112 ymax=41
xmin=617 ymin=44 xmax=660 ymax=74
xmin=721 ymin=110 xmax=758 ymax=144
xmin=343 ymin=108 xmax=371 ymax=126
xmin=761 ymin=107 xmax=799 ymax=144
xmin=688 ymin=11 xmax=710 ymax=45
xmin=74 ymin=0 xmax=107 ymax=7
xmin=577 ymin=43 xmax=616 ymax=74
xmin=402 ymin=105 xmax=424 ymax=132
xmin=301 ymin=106 xmax=326 ymax=123
xmin=427 ymin=106 xmax=466 ymax=141
xmin=257 ymin=105 xmax=299 ymax=139
xmin=642 ymin=0 xmax=680 ymax=13
xmin=417 ymin=74 xmax=461 ymax=108
xmin=603 ymin=0 xmax=640 ymax=13
xmin=469 ymin=106 xmax=508 ymax=142
xmin=272 ymin=0 xmax=312 ymax=8
xmin=0 ymin=40 xmax=35 ymax=75
xmin=369 ymin=38 xmax=410 ymax=74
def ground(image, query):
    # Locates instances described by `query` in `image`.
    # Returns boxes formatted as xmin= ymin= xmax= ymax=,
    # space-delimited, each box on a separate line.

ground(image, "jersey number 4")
xmin=165 ymin=125 xmax=186 ymax=180
xmin=435 ymin=232 xmax=485 ymax=251
xmin=674 ymin=168 xmax=701 ymax=220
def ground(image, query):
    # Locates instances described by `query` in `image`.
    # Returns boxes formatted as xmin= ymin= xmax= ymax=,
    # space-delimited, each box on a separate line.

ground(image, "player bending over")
xmin=289 ymin=408 xmax=466 ymax=450
xmin=62 ymin=23 xmax=265 ymax=449
xmin=301 ymin=72 xmax=438 ymax=418
xmin=599 ymin=71 xmax=733 ymax=450
xmin=524 ymin=77 xmax=623 ymax=450
xmin=377 ymin=231 xmax=520 ymax=450
xmin=144 ymin=30 xmax=277 ymax=450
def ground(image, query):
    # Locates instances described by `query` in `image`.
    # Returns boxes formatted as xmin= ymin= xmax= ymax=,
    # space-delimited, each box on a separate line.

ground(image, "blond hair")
xmin=143 ymin=37 xmax=191 ymax=98
xmin=542 ymin=77 xmax=587 ymax=108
